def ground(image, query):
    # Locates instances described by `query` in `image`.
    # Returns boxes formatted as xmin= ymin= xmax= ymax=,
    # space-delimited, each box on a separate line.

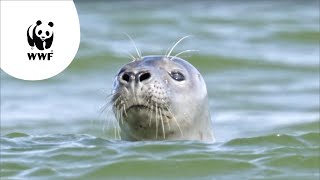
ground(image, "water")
xmin=1 ymin=131 xmax=319 ymax=180
xmin=1 ymin=0 xmax=319 ymax=179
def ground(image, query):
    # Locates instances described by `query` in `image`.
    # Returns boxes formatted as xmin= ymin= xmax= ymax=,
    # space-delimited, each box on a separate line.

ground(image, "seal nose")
xmin=120 ymin=71 xmax=151 ymax=84
xmin=121 ymin=72 xmax=134 ymax=83
xmin=137 ymin=71 xmax=151 ymax=82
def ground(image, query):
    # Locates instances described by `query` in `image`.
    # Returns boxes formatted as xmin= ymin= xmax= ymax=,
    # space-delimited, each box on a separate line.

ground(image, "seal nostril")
xmin=139 ymin=72 xmax=151 ymax=82
xmin=122 ymin=73 xmax=130 ymax=82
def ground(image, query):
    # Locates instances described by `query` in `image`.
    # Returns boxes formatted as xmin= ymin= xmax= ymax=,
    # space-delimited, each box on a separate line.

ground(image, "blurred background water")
xmin=1 ymin=0 xmax=319 ymax=179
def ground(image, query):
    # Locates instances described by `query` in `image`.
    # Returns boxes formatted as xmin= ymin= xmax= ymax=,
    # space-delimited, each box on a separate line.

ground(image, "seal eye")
xmin=170 ymin=71 xmax=185 ymax=81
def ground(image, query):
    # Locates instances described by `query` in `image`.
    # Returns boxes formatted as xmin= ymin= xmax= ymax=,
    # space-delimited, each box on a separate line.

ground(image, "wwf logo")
xmin=27 ymin=20 xmax=54 ymax=50
xmin=27 ymin=20 xmax=54 ymax=60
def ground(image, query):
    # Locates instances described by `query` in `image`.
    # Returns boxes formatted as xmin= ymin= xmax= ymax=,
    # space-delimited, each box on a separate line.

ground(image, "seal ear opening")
xmin=36 ymin=20 xmax=42 ymax=25
xmin=48 ymin=22 xmax=54 ymax=27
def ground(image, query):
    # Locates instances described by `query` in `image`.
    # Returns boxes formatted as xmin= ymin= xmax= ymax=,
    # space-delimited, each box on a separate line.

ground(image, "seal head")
xmin=111 ymin=56 xmax=214 ymax=142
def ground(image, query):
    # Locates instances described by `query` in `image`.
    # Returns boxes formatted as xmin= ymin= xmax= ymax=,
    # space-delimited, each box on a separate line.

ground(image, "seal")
xmin=110 ymin=37 xmax=214 ymax=142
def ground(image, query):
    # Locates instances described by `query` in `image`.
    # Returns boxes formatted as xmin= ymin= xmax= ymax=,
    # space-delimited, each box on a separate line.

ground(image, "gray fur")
xmin=111 ymin=56 xmax=214 ymax=142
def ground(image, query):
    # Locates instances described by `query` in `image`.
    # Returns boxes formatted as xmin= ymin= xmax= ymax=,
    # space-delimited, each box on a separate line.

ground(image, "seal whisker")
xmin=99 ymin=100 xmax=111 ymax=119
xmin=113 ymin=99 xmax=120 ymax=119
xmin=111 ymin=94 xmax=125 ymax=140
xmin=111 ymin=96 xmax=121 ymax=109
xmin=100 ymin=93 xmax=120 ymax=136
xmin=100 ymin=93 xmax=114 ymax=115
xmin=166 ymin=35 xmax=190 ymax=58
xmin=164 ymin=115 xmax=171 ymax=130
xmin=171 ymin=49 xmax=199 ymax=59
xmin=124 ymin=33 xmax=142 ymax=60
xmin=117 ymin=114 xmax=122 ymax=140
xmin=116 ymin=107 xmax=123 ymax=140
xmin=155 ymin=103 xmax=159 ymax=139
xmin=164 ymin=46 xmax=172 ymax=59
xmin=123 ymin=102 xmax=127 ymax=117
xmin=113 ymin=97 xmax=124 ymax=119
xmin=125 ymin=51 xmax=137 ymax=61
xmin=143 ymin=97 xmax=153 ymax=127
xmin=149 ymin=102 xmax=154 ymax=127
xmin=113 ymin=108 xmax=119 ymax=139
xmin=100 ymin=103 xmax=113 ymax=134
xmin=163 ymin=106 xmax=171 ymax=130
xmin=99 ymin=103 xmax=110 ymax=115
xmin=167 ymin=107 xmax=183 ymax=136
xmin=120 ymin=103 xmax=124 ymax=124
xmin=159 ymin=108 xmax=166 ymax=139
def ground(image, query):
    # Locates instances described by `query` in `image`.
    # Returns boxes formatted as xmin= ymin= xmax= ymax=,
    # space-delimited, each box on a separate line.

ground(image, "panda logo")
xmin=27 ymin=20 xmax=54 ymax=50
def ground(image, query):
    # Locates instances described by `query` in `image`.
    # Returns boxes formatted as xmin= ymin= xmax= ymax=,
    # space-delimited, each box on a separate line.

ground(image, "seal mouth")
xmin=127 ymin=105 xmax=149 ymax=111
xmin=126 ymin=104 xmax=172 ymax=119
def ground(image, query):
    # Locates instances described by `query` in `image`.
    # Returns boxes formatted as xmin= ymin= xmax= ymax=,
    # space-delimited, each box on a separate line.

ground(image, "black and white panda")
xmin=27 ymin=20 xmax=54 ymax=50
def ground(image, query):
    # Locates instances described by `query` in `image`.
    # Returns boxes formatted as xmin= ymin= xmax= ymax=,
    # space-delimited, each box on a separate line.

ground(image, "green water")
xmin=1 ymin=130 xmax=319 ymax=180
xmin=1 ymin=1 xmax=319 ymax=179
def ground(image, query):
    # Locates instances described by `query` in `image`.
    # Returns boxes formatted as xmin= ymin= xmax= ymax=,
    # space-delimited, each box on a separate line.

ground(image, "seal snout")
xmin=120 ymin=71 xmax=151 ymax=84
